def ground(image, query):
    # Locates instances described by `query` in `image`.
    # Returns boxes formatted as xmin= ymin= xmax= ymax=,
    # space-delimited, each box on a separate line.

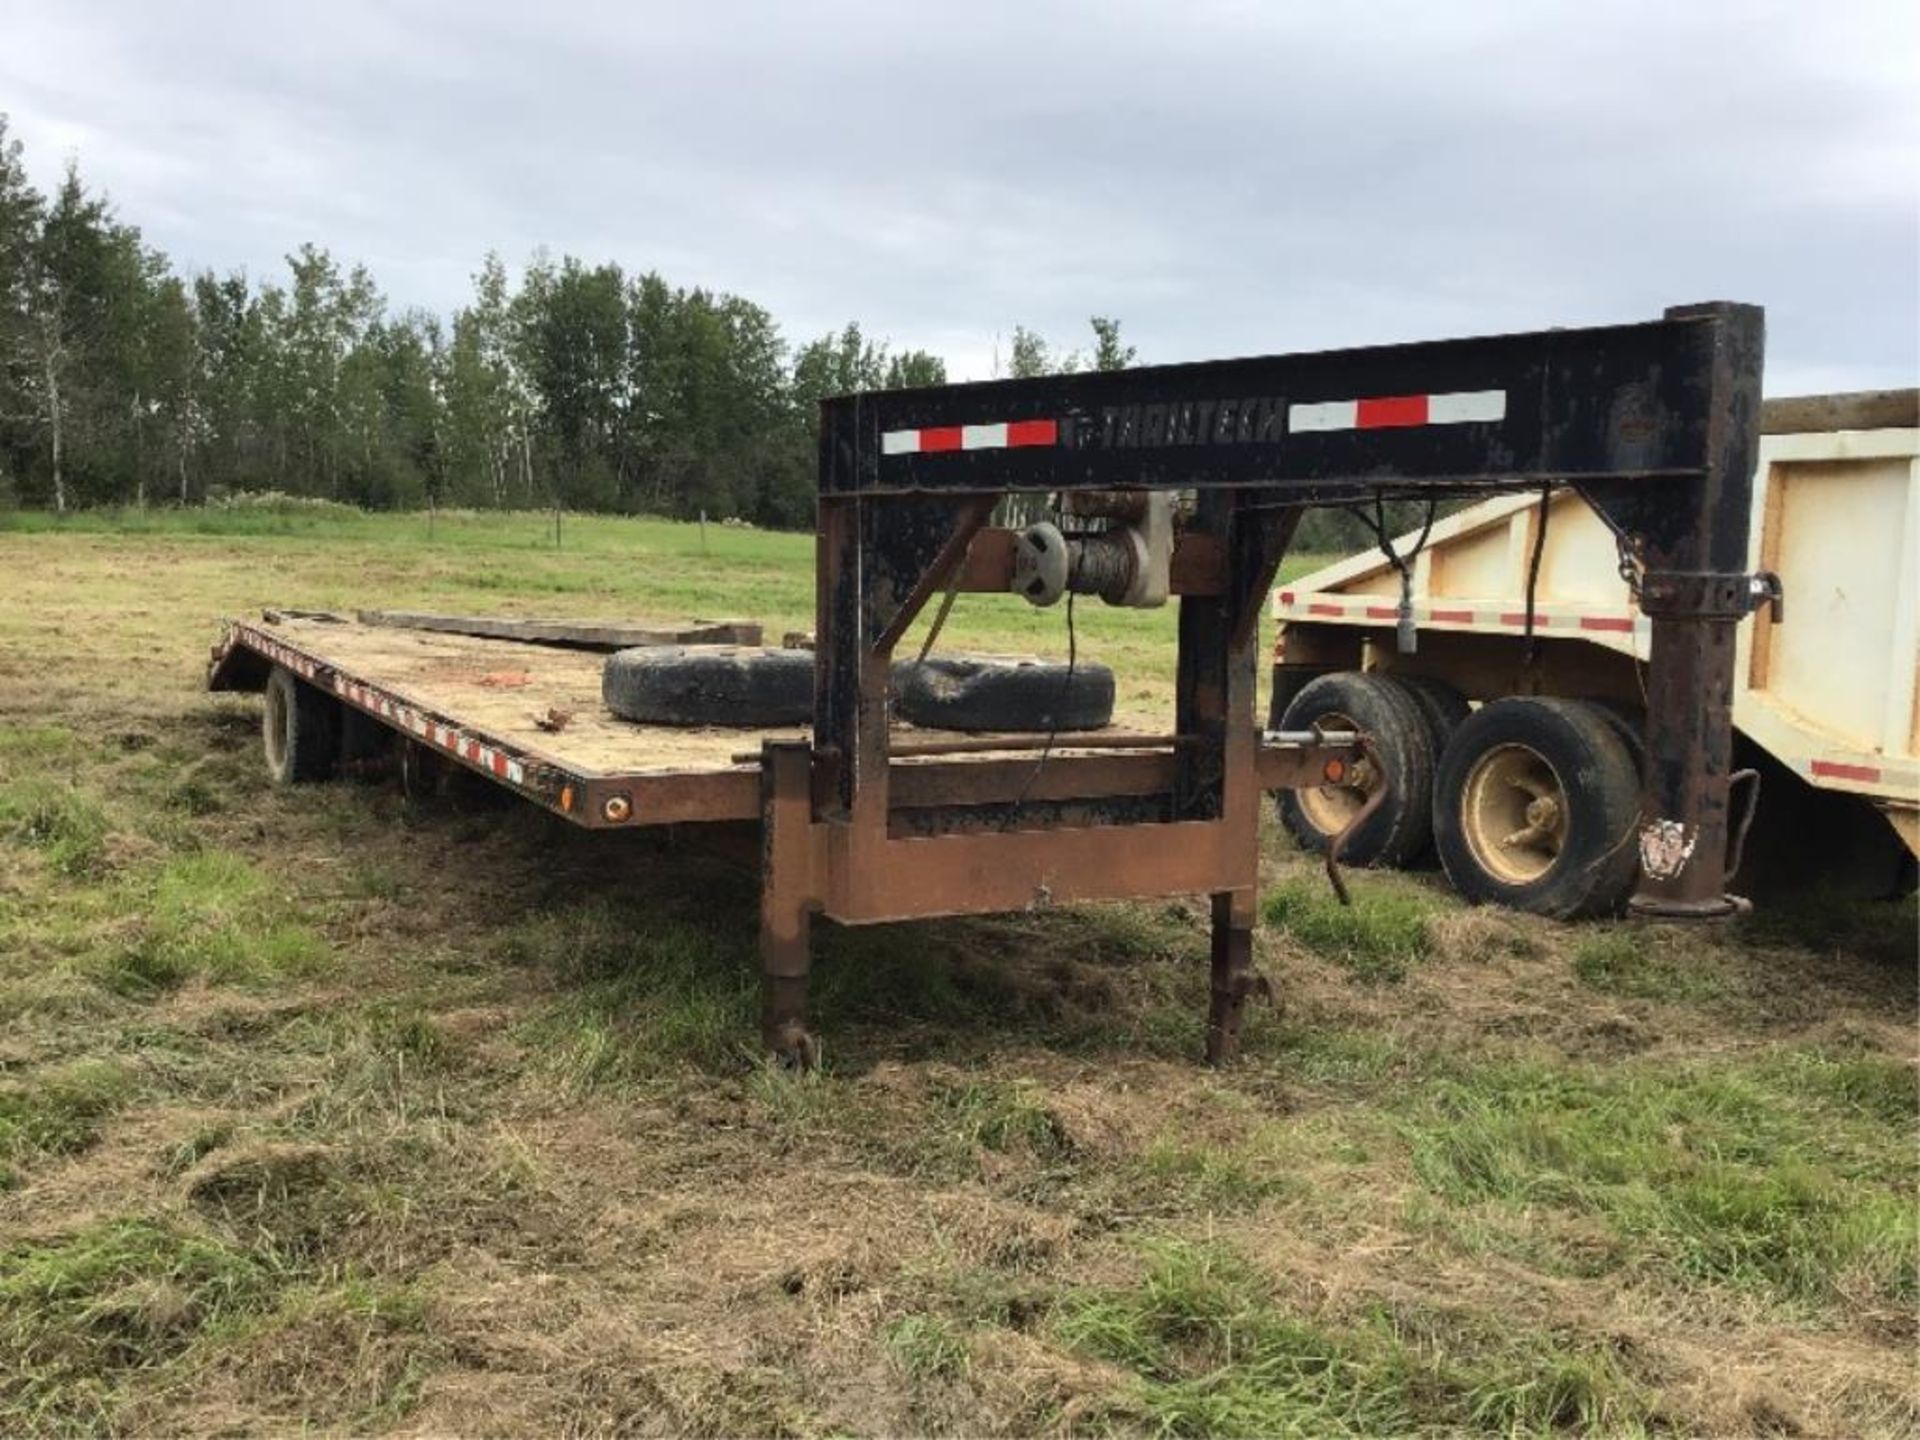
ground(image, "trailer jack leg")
xmin=759 ymin=742 xmax=818 ymax=1070
xmin=1206 ymin=890 xmax=1269 ymax=1065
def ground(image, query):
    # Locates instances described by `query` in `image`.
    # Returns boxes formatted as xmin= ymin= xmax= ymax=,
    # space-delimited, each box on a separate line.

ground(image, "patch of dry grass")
xmin=0 ymin=512 xmax=1913 ymax=1436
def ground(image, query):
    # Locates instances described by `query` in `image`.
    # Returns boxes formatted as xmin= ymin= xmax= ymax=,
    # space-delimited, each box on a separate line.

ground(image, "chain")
xmin=1614 ymin=529 xmax=1645 ymax=599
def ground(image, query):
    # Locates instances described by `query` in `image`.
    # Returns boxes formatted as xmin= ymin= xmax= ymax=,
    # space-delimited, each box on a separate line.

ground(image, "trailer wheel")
xmin=893 ymin=655 xmax=1115 ymax=733
xmin=603 ymin=646 xmax=813 ymax=727
xmin=262 ymin=666 xmax=338 ymax=785
xmin=1433 ymin=697 xmax=1639 ymax=919
xmin=1274 ymin=672 xmax=1434 ymax=866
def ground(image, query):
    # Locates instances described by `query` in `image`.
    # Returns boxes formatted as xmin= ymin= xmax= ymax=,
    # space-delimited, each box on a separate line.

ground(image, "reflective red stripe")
xmin=1811 ymin=759 xmax=1881 ymax=783
xmin=919 ymin=427 xmax=963 ymax=453
xmin=1307 ymin=603 xmax=1344 ymax=617
xmin=1006 ymin=419 xmax=1057 ymax=447
xmin=1355 ymin=394 xmax=1428 ymax=429
xmin=1364 ymin=605 xmax=1399 ymax=619
xmin=1499 ymin=613 xmax=1550 ymax=627
xmin=1579 ymin=616 xmax=1635 ymax=633
xmin=1430 ymin=608 xmax=1473 ymax=623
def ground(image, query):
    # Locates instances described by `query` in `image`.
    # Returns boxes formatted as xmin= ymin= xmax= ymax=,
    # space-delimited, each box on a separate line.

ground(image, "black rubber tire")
xmin=1274 ymin=672 xmax=1435 ymax=866
xmin=1583 ymin=697 xmax=1648 ymax=779
xmin=893 ymin=655 xmax=1115 ymax=733
xmin=1432 ymin=696 xmax=1640 ymax=919
xmin=602 ymin=646 xmax=813 ymax=727
xmin=262 ymin=666 xmax=338 ymax=785
xmin=1392 ymin=674 xmax=1472 ymax=756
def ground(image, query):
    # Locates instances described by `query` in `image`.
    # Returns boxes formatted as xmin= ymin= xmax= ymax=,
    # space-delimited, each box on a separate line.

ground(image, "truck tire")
xmin=602 ymin=646 xmax=813 ymax=727
xmin=1394 ymin=674 xmax=1472 ymax=755
xmin=1274 ymin=672 xmax=1434 ymax=866
xmin=1584 ymin=698 xmax=1648 ymax=779
xmin=263 ymin=666 xmax=338 ymax=785
xmin=893 ymin=656 xmax=1115 ymax=733
xmin=1432 ymin=697 xmax=1640 ymax=919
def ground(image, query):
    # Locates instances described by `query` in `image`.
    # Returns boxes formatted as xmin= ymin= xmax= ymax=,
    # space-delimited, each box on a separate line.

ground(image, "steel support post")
xmin=1206 ymin=889 xmax=1264 ymax=1064
xmin=759 ymin=741 xmax=817 ymax=1067
xmin=1626 ymin=303 xmax=1766 ymax=919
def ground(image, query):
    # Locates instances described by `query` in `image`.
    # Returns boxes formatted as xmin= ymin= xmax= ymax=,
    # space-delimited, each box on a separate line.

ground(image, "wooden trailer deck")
xmin=208 ymin=612 xmax=1189 ymax=832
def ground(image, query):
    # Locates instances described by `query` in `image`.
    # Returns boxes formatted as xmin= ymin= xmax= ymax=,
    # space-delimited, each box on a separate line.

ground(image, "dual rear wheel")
xmin=1276 ymin=673 xmax=1642 ymax=918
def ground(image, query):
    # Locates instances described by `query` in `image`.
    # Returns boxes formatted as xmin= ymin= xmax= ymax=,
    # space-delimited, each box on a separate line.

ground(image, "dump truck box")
xmin=1270 ymin=390 xmax=1920 ymax=887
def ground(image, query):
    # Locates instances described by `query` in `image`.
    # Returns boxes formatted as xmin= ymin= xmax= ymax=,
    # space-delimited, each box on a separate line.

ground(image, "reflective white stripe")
xmin=1288 ymin=400 xmax=1358 ymax=433
xmin=1427 ymin=389 xmax=1506 ymax=423
xmin=881 ymin=429 xmax=920 ymax=455
xmin=961 ymin=422 xmax=1007 ymax=450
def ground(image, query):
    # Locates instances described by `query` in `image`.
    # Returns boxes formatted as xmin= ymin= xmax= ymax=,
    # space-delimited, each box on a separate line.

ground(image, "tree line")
xmin=0 ymin=115 xmax=1414 ymax=550
xmin=0 ymin=117 xmax=1136 ymax=529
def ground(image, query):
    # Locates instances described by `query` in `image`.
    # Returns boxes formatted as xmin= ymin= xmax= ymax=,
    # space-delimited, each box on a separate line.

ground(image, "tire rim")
xmin=1461 ymin=741 xmax=1567 ymax=884
xmin=263 ymin=680 xmax=290 ymax=776
xmin=1295 ymin=710 xmax=1379 ymax=835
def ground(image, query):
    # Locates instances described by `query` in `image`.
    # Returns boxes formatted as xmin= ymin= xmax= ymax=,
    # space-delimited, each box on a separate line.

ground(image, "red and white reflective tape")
xmin=1272 ymin=592 xmax=1639 ymax=637
xmin=882 ymin=418 xmax=1058 ymax=456
xmin=1289 ymin=389 xmax=1505 ymax=434
xmin=250 ymin=635 xmax=322 ymax=682
xmin=331 ymin=675 xmax=526 ymax=784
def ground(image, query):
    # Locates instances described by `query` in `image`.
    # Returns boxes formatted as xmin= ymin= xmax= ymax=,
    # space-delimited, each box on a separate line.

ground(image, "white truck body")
xmin=1272 ymin=397 xmax=1920 ymax=856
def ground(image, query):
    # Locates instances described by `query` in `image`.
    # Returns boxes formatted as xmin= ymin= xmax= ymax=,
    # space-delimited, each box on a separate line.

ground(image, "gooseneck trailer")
xmin=211 ymin=302 xmax=1770 ymax=1065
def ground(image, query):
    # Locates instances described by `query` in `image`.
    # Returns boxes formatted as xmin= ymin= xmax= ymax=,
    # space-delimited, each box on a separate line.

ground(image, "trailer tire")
xmin=602 ymin=646 xmax=813 ymax=727
xmin=1394 ymin=674 xmax=1472 ymax=755
xmin=1274 ymin=672 xmax=1434 ymax=866
xmin=262 ymin=666 xmax=338 ymax=785
xmin=1433 ymin=697 xmax=1640 ymax=919
xmin=893 ymin=656 xmax=1115 ymax=733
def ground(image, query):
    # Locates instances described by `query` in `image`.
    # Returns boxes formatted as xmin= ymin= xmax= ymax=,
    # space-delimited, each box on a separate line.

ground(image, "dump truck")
xmin=211 ymin=302 xmax=1776 ymax=1063
xmin=1269 ymin=389 xmax=1919 ymax=916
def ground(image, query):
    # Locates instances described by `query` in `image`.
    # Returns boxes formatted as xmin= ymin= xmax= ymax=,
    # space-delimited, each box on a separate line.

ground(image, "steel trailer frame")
xmin=213 ymin=302 xmax=1766 ymax=1068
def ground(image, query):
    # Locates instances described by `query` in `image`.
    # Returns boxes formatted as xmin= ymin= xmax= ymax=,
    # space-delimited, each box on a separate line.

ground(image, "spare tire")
xmin=603 ymin=646 xmax=813 ymax=727
xmin=893 ymin=655 xmax=1115 ymax=733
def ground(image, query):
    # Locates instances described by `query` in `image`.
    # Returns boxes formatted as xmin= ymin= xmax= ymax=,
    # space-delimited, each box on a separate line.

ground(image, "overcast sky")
xmin=3 ymin=0 xmax=1915 ymax=393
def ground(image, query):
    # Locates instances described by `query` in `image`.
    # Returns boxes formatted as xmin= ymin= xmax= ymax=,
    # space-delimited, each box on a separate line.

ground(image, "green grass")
xmin=882 ymin=1313 xmax=973 ymax=1380
xmin=1399 ymin=1049 xmax=1918 ymax=1307
xmin=504 ymin=902 xmax=760 ymax=1086
xmin=0 ymin=1061 xmax=134 ymax=1189
xmin=1054 ymin=1236 xmax=1655 ymax=1436
xmin=1262 ymin=878 xmax=1438 ymax=982
xmin=96 ymin=850 xmax=328 ymax=994
xmin=0 ymin=778 xmax=112 ymax=877
xmin=0 ymin=1218 xmax=280 ymax=1428
xmin=1571 ymin=928 xmax=1727 ymax=1002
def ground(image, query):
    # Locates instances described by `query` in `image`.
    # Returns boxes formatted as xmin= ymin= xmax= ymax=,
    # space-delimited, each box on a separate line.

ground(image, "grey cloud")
xmin=3 ymin=0 xmax=1914 ymax=391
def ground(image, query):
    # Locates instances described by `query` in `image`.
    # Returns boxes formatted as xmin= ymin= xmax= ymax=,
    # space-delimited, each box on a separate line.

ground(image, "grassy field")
xmin=0 ymin=504 xmax=1914 ymax=1437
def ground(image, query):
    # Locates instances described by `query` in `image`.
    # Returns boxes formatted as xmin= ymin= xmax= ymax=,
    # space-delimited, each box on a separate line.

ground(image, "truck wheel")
xmin=263 ymin=666 xmax=338 ymax=785
xmin=1274 ymin=672 xmax=1434 ymax=866
xmin=603 ymin=646 xmax=813 ymax=727
xmin=1433 ymin=697 xmax=1640 ymax=919
xmin=1584 ymin=698 xmax=1648 ymax=779
xmin=894 ymin=656 xmax=1115 ymax=733
xmin=1394 ymin=674 xmax=1472 ymax=754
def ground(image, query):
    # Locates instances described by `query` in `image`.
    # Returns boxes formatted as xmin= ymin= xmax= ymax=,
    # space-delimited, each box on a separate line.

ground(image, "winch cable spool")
xmin=1011 ymin=488 xmax=1174 ymax=610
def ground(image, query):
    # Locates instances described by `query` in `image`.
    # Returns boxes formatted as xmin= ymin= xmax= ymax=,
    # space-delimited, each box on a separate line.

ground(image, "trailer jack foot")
xmin=761 ymin=975 xmax=818 ymax=1071
xmin=1205 ymin=891 xmax=1269 ymax=1065
xmin=1628 ymin=893 xmax=1751 ymax=922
